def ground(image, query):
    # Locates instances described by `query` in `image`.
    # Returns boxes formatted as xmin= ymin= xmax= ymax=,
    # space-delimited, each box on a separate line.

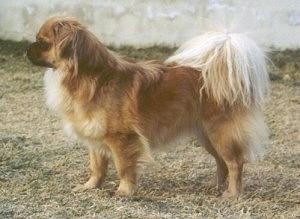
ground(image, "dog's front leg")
xmin=104 ymin=133 xmax=140 ymax=197
xmin=73 ymin=146 xmax=109 ymax=192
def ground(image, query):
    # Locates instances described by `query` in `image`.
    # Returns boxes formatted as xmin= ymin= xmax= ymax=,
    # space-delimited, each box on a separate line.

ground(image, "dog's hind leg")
xmin=204 ymin=143 xmax=228 ymax=191
xmin=218 ymin=147 xmax=244 ymax=199
xmin=197 ymin=131 xmax=228 ymax=191
xmin=205 ymin=122 xmax=245 ymax=198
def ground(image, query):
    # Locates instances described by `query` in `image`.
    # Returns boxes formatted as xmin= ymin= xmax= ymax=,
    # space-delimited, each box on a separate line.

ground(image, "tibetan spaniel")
xmin=27 ymin=17 xmax=269 ymax=198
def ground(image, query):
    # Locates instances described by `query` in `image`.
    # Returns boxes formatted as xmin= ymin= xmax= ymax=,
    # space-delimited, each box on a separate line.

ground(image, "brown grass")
xmin=0 ymin=40 xmax=299 ymax=218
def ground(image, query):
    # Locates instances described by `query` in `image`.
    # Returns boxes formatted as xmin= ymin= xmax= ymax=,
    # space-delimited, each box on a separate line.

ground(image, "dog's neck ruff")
xmin=43 ymin=68 xmax=63 ymax=112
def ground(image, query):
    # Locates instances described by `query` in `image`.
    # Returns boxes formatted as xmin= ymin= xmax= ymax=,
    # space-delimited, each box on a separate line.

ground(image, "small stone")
xmin=283 ymin=74 xmax=291 ymax=81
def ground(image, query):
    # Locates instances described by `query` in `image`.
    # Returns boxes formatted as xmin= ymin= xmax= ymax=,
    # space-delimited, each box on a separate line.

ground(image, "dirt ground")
xmin=0 ymin=40 xmax=299 ymax=218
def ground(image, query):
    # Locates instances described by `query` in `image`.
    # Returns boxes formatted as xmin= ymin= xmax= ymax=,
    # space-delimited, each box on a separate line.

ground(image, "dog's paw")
xmin=72 ymin=183 xmax=96 ymax=192
xmin=114 ymin=181 xmax=136 ymax=197
xmin=72 ymin=178 xmax=100 ymax=192
xmin=221 ymin=190 xmax=240 ymax=199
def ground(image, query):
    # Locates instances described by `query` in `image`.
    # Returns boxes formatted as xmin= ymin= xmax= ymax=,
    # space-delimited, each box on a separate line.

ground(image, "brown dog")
xmin=27 ymin=17 xmax=269 ymax=198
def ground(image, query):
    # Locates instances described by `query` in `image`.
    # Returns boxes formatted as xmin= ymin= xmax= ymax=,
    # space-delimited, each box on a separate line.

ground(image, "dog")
xmin=27 ymin=16 xmax=269 ymax=198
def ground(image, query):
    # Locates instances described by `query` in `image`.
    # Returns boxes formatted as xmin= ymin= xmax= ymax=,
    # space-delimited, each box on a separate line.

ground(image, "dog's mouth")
xmin=27 ymin=56 xmax=54 ymax=68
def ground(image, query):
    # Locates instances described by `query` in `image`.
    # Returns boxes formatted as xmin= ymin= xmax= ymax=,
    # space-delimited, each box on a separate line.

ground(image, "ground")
xmin=0 ymin=40 xmax=299 ymax=218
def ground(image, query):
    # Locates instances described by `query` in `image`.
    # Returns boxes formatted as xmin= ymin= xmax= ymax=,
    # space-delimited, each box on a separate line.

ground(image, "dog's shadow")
xmin=136 ymin=172 xmax=219 ymax=199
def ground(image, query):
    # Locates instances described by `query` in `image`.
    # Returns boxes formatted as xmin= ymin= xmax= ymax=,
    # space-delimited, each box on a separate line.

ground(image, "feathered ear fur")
xmin=58 ymin=24 xmax=110 ymax=74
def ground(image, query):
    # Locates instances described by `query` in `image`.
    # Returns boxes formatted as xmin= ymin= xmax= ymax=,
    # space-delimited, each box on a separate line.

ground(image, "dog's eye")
xmin=38 ymin=41 xmax=51 ymax=50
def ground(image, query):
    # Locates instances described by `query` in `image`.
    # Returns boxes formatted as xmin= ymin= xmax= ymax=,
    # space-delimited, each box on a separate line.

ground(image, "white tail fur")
xmin=166 ymin=32 xmax=270 ymax=108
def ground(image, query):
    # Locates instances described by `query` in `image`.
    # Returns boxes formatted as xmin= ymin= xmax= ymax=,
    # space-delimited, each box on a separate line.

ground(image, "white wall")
xmin=0 ymin=0 xmax=299 ymax=48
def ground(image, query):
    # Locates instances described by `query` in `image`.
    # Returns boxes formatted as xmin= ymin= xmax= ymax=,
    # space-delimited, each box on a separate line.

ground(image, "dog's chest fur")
xmin=43 ymin=69 xmax=107 ymax=140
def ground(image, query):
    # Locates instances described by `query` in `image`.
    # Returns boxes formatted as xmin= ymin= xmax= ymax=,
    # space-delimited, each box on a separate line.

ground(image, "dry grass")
xmin=0 ymin=40 xmax=299 ymax=218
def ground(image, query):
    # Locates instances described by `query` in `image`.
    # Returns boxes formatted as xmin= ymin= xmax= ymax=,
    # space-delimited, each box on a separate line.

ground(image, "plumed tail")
xmin=166 ymin=32 xmax=270 ymax=108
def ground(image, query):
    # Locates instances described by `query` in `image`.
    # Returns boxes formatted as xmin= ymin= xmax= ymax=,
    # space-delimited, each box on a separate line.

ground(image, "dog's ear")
xmin=53 ymin=21 xmax=78 ymax=59
xmin=61 ymin=28 xmax=107 ymax=74
xmin=53 ymin=22 xmax=62 ymax=37
xmin=52 ymin=21 xmax=71 ymax=40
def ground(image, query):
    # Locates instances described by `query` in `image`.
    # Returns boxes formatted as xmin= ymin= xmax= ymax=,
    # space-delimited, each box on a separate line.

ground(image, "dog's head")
xmin=27 ymin=17 xmax=105 ymax=72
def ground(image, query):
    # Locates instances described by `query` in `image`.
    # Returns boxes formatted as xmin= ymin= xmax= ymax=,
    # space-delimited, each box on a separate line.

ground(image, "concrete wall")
xmin=0 ymin=0 xmax=299 ymax=48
